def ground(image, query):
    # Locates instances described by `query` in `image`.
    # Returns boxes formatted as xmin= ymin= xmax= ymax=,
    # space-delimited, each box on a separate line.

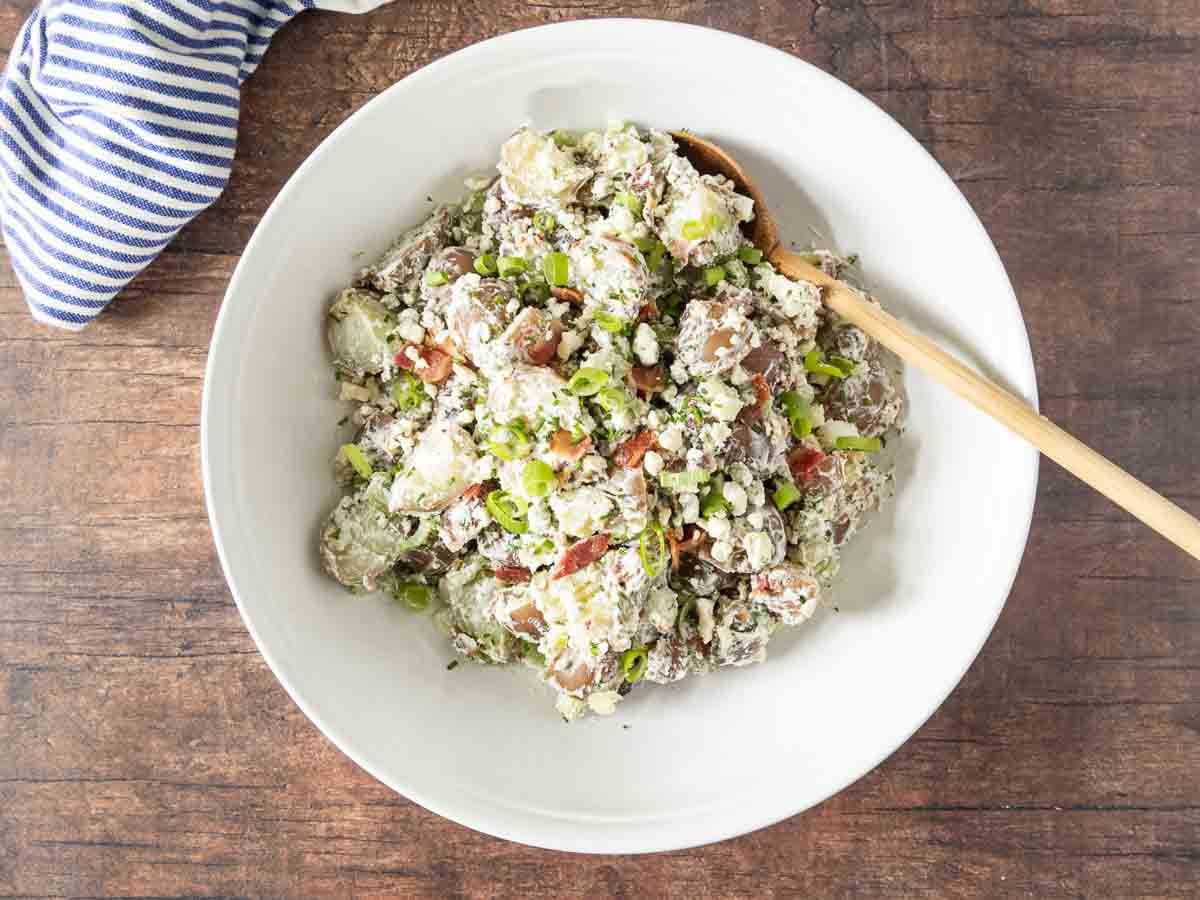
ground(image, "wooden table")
xmin=2 ymin=2 xmax=1198 ymax=896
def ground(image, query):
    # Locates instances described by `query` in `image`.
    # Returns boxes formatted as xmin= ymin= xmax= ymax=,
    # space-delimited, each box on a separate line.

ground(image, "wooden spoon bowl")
xmin=670 ymin=129 xmax=1200 ymax=561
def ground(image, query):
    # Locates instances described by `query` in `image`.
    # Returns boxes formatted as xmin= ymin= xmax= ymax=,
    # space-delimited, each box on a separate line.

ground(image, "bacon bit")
xmin=638 ymin=299 xmax=660 ymax=322
xmin=552 ymin=534 xmax=610 ymax=580
xmin=459 ymin=483 xmax=485 ymax=502
xmin=395 ymin=343 xmax=454 ymax=384
xmin=507 ymin=601 xmax=545 ymax=637
xmin=629 ymin=365 xmax=665 ymax=395
xmin=612 ymin=430 xmax=657 ymax=469
xmin=666 ymin=525 xmax=708 ymax=570
xmin=549 ymin=429 xmax=592 ymax=461
xmin=494 ymin=565 xmax=532 ymax=584
xmin=550 ymin=286 xmax=584 ymax=304
xmin=433 ymin=335 xmax=463 ymax=360
xmin=788 ymin=447 xmax=827 ymax=485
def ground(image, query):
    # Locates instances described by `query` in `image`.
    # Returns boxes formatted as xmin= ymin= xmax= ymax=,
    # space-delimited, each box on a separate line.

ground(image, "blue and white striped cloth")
xmin=0 ymin=0 xmax=390 ymax=329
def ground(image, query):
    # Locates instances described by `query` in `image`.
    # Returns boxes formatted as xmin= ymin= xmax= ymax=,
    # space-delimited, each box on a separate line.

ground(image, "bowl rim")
xmin=201 ymin=17 xmax=1040 ymax=853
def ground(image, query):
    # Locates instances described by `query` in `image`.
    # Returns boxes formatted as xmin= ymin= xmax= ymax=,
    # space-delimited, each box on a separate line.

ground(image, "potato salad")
xmin=319 ymin=123 xmax=903 ymax=720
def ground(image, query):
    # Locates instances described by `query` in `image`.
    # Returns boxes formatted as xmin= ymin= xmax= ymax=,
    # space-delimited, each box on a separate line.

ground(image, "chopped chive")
xmin=552 ymin=129 xmax=577 ymax=148
xmin=634 ymin=235 xmax=658 ymax=253
xmin=473 ymin=254 xmax=498 ymax=276
xmin=834 ymin=435 xmax=883 ymax=452
xmin=542 ymin=251 xmax=569 ymax=286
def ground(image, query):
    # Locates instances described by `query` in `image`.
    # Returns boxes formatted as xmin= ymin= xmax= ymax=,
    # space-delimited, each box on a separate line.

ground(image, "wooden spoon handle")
xmin=774 ymin=252 xmax=1200 ymax=561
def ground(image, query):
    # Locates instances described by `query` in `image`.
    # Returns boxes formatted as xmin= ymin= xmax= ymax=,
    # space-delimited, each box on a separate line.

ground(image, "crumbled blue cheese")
xmin=698 ymin=377 xmax=743 ymax=422
xmin=633 ymin=322 xmax=659 ymax=366
xmin=743 ymin=531 xmax=775 ymax=570
xmin=549 ymin=487 xmax=613 ymax=538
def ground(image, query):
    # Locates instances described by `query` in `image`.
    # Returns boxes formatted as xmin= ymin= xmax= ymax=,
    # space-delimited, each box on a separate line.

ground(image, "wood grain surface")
xmin=2 ymin=1 xmax=1199 ymax=896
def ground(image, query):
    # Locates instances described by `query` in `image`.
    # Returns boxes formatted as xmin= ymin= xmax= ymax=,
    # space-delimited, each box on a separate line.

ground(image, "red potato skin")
xmin=395 ymin=343 xmax=454 ymax=384
xmin=629 ymin=365 xmax=665 ymax=395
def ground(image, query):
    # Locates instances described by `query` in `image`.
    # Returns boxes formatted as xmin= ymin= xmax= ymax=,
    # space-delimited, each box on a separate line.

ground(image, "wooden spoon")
xmin=671 ymin=130 xmax=1200 ymax=561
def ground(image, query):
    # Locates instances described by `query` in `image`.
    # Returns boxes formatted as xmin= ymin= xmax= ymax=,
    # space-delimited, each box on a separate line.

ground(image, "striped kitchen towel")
xmin=0 ymin=0 xmax=391 ymax=329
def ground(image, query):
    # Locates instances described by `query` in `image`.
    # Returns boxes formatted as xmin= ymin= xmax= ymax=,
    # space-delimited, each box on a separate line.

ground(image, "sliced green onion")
xmin=828 ymin=354 xmax=859 ymax=376
xmin=705 ymin=212 xmax=726 ymax=232
xmin=699 ymin=485 xmax=728 ymax=517
xmin=639 ymin=522 xmax=667 ymax=578
xmin=488 ymin=421 xmax=532 ymax=461
xmin=473 ymin=254 xmax=498 ymax=276
xmin=497 ymin=255 xmax=528 ymax=278
xmin=703 ymin=265 xmax=726 ymax=287
xmin=523 ymin=280 xmax=550 ymax=303
xmin=595 ymin=386 xmax=628 ymax=413
xmin=779 ymin=391 xmax=812 ymax=439
xmin=804 ymin=349 xmax=848 ymax=379
xmin=393 ymin=581 xmax=434 ymax=611
xmin=424 ymin=270 xmax=449 ymax=287
xmin=339 ymin=444 xmax=372 ymax=480
xmin=397 ymin=516 xmax=435 ymax=551
xmin=533 ymin=210 xmax=557 ymax=234
xmin=648 ymin=243 xmax=666 ymax=272
xmin=614 ymin=192 xmax=643 ymax=217
xmin=542 ymin=251 xmax=569 ymax=286
xmin=680 ymin=219 xmax=706 ymax=241
xmin=634 ymin=235 xmax=658 ymax=253
xmin=391 ymin=372 xmax=424 ymax=411
xmin=594 ymin=311 xmax=626 ymax=333
xmin=522 ymin=459 xmax=555 ymax=498
xmin=835 ymin=435 xmax=883 ymax=452
xmin=568 ymin=367 xmax=610 ymax=396
xmin=552 ymin=129 xmax=576 ymax=148
xmin=737 ymin=246 xmax=764 ymax=264
xmin=620 ymin=645 xmax=649 ymax=684
xmin=772 ymin=481 xmax=802 ymax=511
xmin=486 ymin=490 xmax=528 ymax=534
xmin=659 ymin=469 xmax=711 ymax=492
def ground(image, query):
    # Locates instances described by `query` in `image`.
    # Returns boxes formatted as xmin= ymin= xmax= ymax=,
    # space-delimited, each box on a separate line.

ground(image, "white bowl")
xmin=202 ymin=19 xmax=1038 ymax=853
